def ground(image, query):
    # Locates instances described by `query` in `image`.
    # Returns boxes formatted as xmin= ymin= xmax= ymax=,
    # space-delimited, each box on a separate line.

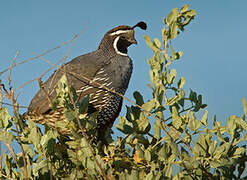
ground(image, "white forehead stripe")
xmin=110 ymin=29 xmax=131 ymax=36
xmin=113 ymin=36 xmax=128 ymax=56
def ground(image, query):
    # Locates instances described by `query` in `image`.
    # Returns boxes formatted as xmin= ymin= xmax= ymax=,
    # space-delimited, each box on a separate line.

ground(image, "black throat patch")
xmin=116 ymin=37 xmax=131 ymax=54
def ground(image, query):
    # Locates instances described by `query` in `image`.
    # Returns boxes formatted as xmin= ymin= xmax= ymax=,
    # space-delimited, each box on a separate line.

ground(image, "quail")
xmin=24 ymin=22 xmax=147 ymax=143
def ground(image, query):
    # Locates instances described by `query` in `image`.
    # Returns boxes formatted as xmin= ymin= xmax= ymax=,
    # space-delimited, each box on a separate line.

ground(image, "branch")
xmin=0 ymin=102 xmax=28 ymax=108
xmin=0 ymin=27 xmax=86 ymax=77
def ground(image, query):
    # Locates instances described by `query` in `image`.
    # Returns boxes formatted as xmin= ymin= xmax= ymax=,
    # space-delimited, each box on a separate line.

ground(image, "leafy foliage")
xmin=0 ymin=4 xmax=246 ymax=179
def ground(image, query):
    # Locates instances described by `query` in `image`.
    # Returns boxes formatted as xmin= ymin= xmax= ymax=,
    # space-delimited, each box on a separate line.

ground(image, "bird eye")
xmin=119 ymin=36 xmax=127 ymax=41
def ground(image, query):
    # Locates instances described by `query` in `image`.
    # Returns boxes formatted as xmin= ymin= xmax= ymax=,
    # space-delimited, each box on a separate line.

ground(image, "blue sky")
xmin=1 ymin=0 xmax=247 ymax=133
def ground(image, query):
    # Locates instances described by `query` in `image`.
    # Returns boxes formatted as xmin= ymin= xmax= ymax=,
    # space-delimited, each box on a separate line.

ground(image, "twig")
xmin=0 ymin=80 xmax=3 ymax=109
xmin=5 ymin=143 xmax=18 ymax=164
xmin=0 ymin=102 xmax=28 ymax=108
xmin=15 ymin=78 xmax=38 ymax=93
xmin=0 ymin=83 xmax=11 ymax=99
xmin=8 ymin=50 xmax=20 ymax=91
xmin=0 ymin=28 xmax=86 ymax=76
xmin=163 ymin=39 xmax=170 ymax=75
xmin=13 ymin=52 xmax=59 ymax=93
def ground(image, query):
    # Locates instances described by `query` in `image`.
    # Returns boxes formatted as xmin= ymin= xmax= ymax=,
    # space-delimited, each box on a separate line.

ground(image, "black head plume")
xmin=132 ymin=21 xmax=147 ymax=30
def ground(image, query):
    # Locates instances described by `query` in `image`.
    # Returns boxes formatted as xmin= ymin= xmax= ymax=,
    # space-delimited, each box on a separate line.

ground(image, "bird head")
xmin=99 ymin=21 xmax=147 ymax=56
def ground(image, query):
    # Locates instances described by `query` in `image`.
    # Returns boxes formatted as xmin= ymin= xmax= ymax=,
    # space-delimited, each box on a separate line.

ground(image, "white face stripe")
xmin=109 ymin=29 xmax=132 ymax=36
xmin=113 ymin=36 xmax=128 ymax=56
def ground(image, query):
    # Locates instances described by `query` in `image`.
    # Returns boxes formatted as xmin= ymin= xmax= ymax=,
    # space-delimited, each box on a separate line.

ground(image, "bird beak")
xmin=130 ymin=38 xmax=137 ymax=45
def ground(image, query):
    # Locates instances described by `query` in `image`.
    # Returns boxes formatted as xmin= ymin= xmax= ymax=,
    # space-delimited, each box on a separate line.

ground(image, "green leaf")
xmin=193 ymin=134 xmax=208 ymax=156
xmin=130 ymin=169 xmax=139 ymax=180
xmin=135 ymin=112 xmax=151 ymax=134
xmin=188 ymin=112 xmax=201 ymax=131
xmin=116 ymin=116 xmax=133 ymax=134
xmin=170 ymin=43 xmax=183 ymax=61
xmin=167 ymin=69 xmax=177 ymax=84
xmin=238 ymin=160 xmax=246 ymax=178
xmin=144 ymin=35 xmax=160 ymax=52
xmin=133 ymin=91 xmax=144 ymax=106
xmin=201 ymin=104 xmax=207 ymax=109
xmin=235 ymin=117 xmax=247 ymax=131
xmin=0 ymin=131 xmax=14 ymax=144
xmin=181 ymin=146 xmax=190 ymax=160
xmin=53 ymin=74 xmax=69 ymax=109
xmin=170 ymin=41 xmax=176 ymax=60
xmin=79 ymin=95 xmax=90 ymax=114
xmin=176 ymin=51 xmax=183 ymax=59
xmin=144 ymin=149 xmax=152 ymax=162
xmin=66 ymin=140 xmax=80 ymax=149
xmin=64 ymin=110 xmax=76 ymax=122
xmin=168 ymin=126 xmax=182 ymax=141
xmin=166 ymin=96 xmax=179 ymax=106
xmin=172 ymin=106 xmax=182 ymax=129
xmin=210 ymin=159 xmax=230 ymax=169
xmin=166 ymin=8 xmax=179 ymax=25
xmin=22 ymin=144 xmax=34 ymax=157
xmin=242 ymin=98 xmax=247 ymax=116
xmin=166 ymin=90 xmax=184 ymax=106
xmin=33 ymin=160 xmax=48 ymax=176
xmin=189 ymin=90 xmax=197 ymax=102
xmin=167 ymin=139 xmax=180 ymax=157
xmin=70 ymin=86 xmax=78 ymax=102
xmin=0 ymin=107 xmax=11 ymax=129
xmin=135 ymin=144 xmax=144 ymax=159
xmin=55 ymin=119 xmax=68 ymax=129
xmin=198 ymin=95 xmax=202 ymax=106
xmin=201 ymin=110 xmax=208 ymax=126
xmin=154 ymin=51 xmax=164 ymax=65
xmin=170 ymin=22 xmax=178 ymax=39
xmin=208 ymin=139 xmax=217 ymax=156
xmin=157 ymin=144 xmax=169 ymax=161
xmin=153 ymin=38 xmax=161 ymax=49
xmin=233 ymin=147 xmax=245 ymax=158
xmin=185 ymin=9 xmax=197 ymax=17
xmin=28 ymin=126 xmax=41 ymax=148
xmin=40 ymin=133 xmax=51 ymax=147
xmin=142 ymin=99 xmax=155 ymax=112
xmin=214 ymin=143 xmax=230 ymax=159
xmin=227 ymin=115 xmax=237 ymax=136
xmin=180 ymin=4 xmax=189 ymax=13
xmin=80 ymin=138 xmax=92 ymax=158
xmin=154 ymin=119 xmax=161 ymax=139
xmin=178 ymin=77 xmax=186 ymax=89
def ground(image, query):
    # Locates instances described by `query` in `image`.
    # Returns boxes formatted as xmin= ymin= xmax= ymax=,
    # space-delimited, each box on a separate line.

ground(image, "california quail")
xmin=25 ymin=22 xmax=147 ymax=142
